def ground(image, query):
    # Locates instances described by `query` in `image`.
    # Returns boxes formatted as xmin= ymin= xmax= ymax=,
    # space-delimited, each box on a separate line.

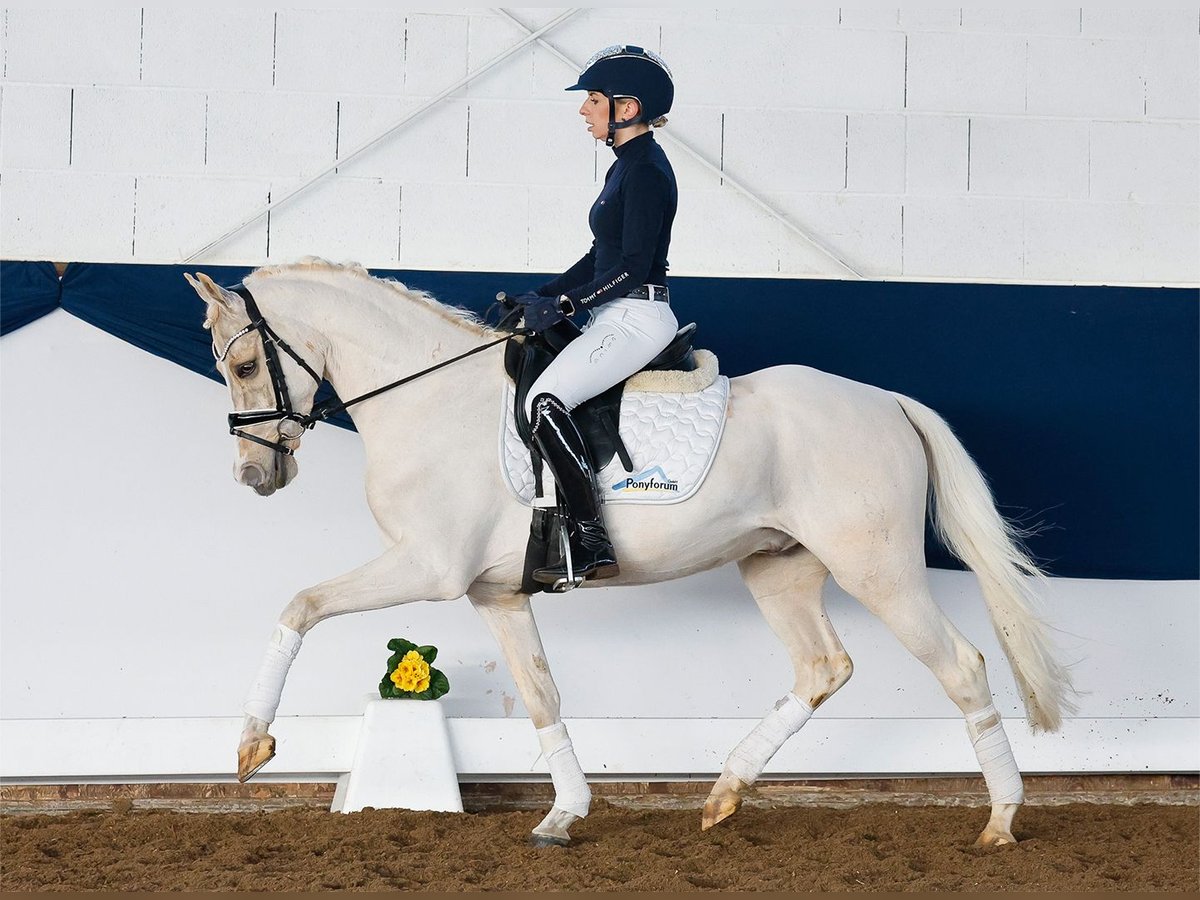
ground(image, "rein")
xmin=216 ymin=284 xmax=527 ymax=456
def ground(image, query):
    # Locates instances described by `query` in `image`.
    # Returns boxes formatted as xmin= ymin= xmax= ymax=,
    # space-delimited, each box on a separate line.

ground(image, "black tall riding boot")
xmin=529 ymin=393 xmax=619 ymax=587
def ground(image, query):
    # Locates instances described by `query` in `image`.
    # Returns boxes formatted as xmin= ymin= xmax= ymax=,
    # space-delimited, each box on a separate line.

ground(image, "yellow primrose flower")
xmin=390 ymin=650 xmax=431 ymax=693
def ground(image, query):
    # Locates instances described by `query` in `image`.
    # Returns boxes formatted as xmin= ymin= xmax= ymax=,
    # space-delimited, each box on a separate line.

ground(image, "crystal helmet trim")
xmin=580 ymin=44 xmax=674 ymax=80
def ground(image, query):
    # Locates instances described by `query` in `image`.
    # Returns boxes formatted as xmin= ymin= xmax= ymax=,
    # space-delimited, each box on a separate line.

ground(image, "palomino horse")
xmin=185 ymin=260 xmax=1073 ymax=848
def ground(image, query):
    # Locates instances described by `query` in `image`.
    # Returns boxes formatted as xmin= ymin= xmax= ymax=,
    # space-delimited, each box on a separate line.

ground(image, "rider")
xmin=512 ymin=44 xmax=679 ymax=587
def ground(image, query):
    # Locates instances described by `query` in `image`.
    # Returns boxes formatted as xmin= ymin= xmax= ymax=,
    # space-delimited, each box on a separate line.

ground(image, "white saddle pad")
xmin=499 ymin=355 xmax=729 ymax=506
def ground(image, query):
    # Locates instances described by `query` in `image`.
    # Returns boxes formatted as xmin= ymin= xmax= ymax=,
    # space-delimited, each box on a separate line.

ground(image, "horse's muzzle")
xmin=236 ymin=460 xmax=271 ymax=494
xmin=236 ymin=454 xmax=297 ymax=496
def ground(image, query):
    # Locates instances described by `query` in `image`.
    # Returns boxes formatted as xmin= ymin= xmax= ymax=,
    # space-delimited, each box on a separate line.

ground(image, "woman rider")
xmin=511 ymin=45 xmax=679 ymax=587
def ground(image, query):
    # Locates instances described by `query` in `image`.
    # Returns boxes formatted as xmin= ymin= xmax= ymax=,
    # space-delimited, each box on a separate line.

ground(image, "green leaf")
xmin=386 ymin=638 xmax=417 ymax=654
xmin=428 ymin=669 xmax=450 ymax=700
xmin=379 ymin=676 xmax=397 ymax=699
xmin=416 ymin=645 xmax=438 ymax=664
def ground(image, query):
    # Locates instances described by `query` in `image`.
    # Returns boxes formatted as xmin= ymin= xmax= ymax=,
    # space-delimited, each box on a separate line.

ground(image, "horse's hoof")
xmin=701 ymin=792 xmax=743 ymax=831
xmin=700 ymin=794 xmax=741 ymax=831
xmin=531 ymin=805 xmax=579 ymax=846
xmin=701 ymin=772 xmax=745 ymax=831
xmin=529 ymin=832 xmax=570 ymax=848
xmin=974 ymin=829 xmax=1017 ymax=848
xmin=237 ymin=735 xmax=276 ymax=782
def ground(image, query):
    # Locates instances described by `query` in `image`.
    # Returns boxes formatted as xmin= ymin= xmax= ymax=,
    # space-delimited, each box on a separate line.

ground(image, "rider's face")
xmin=579 ymin=92 xmax=608 ymax=141
xmin=579 ymin=92 xmax=637 ymax=141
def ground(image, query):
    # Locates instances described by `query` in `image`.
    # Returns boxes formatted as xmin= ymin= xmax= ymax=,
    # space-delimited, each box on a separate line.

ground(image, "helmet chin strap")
xmin=605 ymin=94 xmax=641 ymax=147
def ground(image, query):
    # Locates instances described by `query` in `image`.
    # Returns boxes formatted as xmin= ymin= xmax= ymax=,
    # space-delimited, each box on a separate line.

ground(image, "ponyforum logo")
xmin=612 ymin=465 xmax=679 ymax=494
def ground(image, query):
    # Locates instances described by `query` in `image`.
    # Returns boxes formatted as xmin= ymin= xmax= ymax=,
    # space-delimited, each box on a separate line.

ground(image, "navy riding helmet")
xmin=565 ymin=45 xmax=674 ymax=147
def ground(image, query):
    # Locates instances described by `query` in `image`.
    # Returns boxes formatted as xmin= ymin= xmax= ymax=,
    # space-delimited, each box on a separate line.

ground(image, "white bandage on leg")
xmin=966 ymin=705 xmax=1024 ymax=805
xmin=536 ymin=722 xmax=591 ymax=818
xmin=243 ymin=624 xmax=303 ymax=723
xmin=725 ymin=692 xmax=813 ymax=785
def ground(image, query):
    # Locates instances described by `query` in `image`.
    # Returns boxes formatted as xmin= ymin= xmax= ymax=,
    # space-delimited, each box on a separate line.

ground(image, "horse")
xmin=184 ymin=259 xmax=1074 ymax=848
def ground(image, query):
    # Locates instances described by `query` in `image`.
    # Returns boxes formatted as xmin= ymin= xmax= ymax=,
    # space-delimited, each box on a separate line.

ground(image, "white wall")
xmin=2 ymin=7 xmax=1197 ymax=781
xmin=1 ymin=313 xmax=1196 ymax=780
xmin=1 ymin=7 xmax=1197 ymax=283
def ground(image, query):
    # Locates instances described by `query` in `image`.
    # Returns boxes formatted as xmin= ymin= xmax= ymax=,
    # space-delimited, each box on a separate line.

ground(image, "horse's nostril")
xmin=239 ymin=463 xmax=266 ymax=487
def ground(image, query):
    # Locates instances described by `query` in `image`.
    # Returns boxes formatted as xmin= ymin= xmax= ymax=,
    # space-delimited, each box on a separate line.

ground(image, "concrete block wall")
xmin=1 ymin=7 xmax=1197 ymax=284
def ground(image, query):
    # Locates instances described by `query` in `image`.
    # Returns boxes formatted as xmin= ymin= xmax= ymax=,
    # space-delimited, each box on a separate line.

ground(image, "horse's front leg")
xmin=468 ymin=585 xmax=588 ymax=847
xmin=237 ymin=546 xmax=469 ymax=782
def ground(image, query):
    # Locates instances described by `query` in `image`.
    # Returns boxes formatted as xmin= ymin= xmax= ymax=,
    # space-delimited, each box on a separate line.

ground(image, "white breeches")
xmin=523 ymin=295 xmax=679 ymax=419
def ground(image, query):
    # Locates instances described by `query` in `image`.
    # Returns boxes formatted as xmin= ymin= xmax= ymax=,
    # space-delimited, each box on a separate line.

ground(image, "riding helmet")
xmin=565 ymin=44 xmax=674 ymax=145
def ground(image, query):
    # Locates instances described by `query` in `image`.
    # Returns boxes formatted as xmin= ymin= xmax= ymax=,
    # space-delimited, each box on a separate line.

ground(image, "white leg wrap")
xmin=536 ymin=722 xmax=591 ymax=818
xmin=724 ymin=692 xmax=813 ymax=785
xmin=242 ymin=624 xmax=303 ymax=724
xmin=966 ymin=705 xmax=1024 ymax=805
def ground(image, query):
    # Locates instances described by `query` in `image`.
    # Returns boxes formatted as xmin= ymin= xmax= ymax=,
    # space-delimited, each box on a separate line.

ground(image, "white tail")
xmin=892 ymin=393 xmax=1077 ymax=732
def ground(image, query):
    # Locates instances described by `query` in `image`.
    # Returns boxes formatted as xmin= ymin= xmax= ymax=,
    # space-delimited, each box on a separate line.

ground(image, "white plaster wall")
xmin=1 ymin=313 xmax=1197 ymax=779
xmin=1 ymin=7 xmax=1197 ymax=284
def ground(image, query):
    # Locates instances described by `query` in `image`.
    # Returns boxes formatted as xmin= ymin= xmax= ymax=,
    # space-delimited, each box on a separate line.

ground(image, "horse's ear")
xmin=184 ymin=272 xmax=244 ymax=329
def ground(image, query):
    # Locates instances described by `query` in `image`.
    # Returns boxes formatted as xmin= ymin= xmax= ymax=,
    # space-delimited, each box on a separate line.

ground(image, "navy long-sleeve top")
xmin=537 ymin=131 xmax=677 ymax=309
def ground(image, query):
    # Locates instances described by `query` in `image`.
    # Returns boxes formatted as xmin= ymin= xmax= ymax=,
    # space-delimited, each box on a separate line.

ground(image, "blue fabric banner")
xmin=1 ymin=260 xmax=1196 ymax=580
xmin=0 ymin=261 xmax=61 ymax=334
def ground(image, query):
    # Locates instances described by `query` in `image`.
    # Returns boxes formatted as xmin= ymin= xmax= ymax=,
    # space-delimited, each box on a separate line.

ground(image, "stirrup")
xmin=549 ymin=522 xmax=584 ymax=592
xmin=539 ymin=521 xmax=585 ymax=593
xmin=533 ymin=519 xmax=618 ymax=589
xmin=542 ymin=525 xmax=583 ymax=595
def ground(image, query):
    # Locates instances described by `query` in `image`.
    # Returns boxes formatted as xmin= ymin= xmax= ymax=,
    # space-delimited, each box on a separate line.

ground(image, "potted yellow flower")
xmin=379 ymin=638 xmax=450 ymax=700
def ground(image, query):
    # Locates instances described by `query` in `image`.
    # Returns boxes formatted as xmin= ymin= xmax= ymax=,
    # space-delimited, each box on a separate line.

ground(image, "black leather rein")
xmin=214 ymin=284 xmax=526 ymax=456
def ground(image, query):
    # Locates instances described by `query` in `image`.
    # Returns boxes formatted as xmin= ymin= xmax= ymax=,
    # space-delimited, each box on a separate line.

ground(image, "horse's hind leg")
xmin=468 ymin=585 xmax=589 ymax=847
xmin=833 ymin=561 xmax=1023 ymax=847
xmin=703 ymin=545 xmax=852 ymax=830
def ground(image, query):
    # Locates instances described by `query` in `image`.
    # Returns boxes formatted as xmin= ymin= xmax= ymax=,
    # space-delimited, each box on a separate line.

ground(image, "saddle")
xmin=504 ymin=318 xmax=700 ymax=473
xmin=504 ymin=318 xmax=700 ymax=595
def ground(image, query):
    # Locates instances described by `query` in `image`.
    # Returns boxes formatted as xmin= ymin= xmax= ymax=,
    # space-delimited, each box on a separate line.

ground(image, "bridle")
xmin=213 ymin=284 xmax=527 ymax=457
xmin=213 ymin=285 xmax=323 ymax=455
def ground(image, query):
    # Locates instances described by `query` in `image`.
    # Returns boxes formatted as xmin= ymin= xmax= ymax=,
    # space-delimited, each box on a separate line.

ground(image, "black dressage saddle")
xmin=505 ymin=318 xmax=699 ymax=473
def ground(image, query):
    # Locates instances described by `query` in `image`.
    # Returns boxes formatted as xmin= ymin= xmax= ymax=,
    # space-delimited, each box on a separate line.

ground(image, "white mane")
xmin=249 ymin=257 xmax=500 ymax=338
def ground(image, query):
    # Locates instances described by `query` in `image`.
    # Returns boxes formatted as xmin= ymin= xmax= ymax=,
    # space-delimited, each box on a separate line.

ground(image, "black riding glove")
xmin=519 ymin=295 xmax=569 ymax=332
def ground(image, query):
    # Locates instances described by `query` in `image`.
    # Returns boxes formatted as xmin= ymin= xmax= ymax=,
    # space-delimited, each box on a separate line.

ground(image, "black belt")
xmin=625 ymin=284 xmax=669 ymax=302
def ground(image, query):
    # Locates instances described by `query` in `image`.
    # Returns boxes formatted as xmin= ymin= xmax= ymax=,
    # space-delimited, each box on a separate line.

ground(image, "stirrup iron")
xmin=546 ymin=522 xmax=585 ymax=593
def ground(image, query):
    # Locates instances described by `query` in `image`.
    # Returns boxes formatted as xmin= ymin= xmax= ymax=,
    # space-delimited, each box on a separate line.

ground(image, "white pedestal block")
xmin=330 ymin=698 xmax=463 ymax=814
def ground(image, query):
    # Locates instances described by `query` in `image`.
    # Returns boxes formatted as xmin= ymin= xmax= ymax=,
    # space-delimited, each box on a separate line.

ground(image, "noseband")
xmin=214 ymin=284 xmax=528 ymax=457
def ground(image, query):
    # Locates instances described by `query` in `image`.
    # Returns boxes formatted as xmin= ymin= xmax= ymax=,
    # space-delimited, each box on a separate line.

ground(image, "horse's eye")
xmin=235 ymin=361 xmax=257 ymax=379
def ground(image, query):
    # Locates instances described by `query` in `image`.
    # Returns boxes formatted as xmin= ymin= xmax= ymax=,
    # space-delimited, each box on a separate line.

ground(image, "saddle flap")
xmin=501 ymin=372 xmax=731 ymax=508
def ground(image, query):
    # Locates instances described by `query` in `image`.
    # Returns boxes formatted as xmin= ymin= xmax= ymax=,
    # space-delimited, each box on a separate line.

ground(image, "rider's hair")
xmin=613 ymin=95 xmax=666 ymax=129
